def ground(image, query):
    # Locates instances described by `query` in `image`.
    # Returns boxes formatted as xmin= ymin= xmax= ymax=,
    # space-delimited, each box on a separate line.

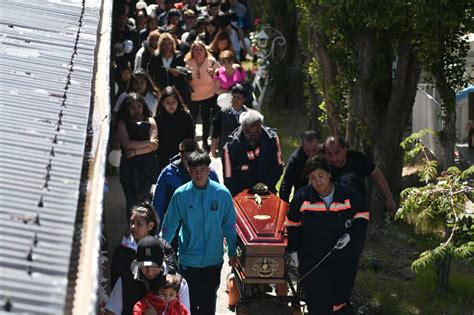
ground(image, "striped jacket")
xmin=286 ymin=183 xmax=368 ymax=260
xmin=223 ymin=126 xmax=284 ymax=195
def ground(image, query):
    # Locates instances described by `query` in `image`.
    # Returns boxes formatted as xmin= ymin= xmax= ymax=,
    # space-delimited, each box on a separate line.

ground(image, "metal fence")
xmin=412 ymin=84 xmax=444 ymax=157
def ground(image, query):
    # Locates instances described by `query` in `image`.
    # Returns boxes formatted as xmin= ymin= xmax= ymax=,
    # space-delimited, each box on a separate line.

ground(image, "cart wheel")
xmin=227 ymin=274 xmax=240 ymax=307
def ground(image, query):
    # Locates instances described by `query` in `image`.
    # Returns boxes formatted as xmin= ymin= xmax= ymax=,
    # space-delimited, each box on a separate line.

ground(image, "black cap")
xmin=136 ymin=236 xmax=165 ymax=268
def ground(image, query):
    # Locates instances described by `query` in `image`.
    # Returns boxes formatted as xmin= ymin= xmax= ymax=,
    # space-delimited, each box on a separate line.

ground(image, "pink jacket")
xmin=215 ymin=66 xmax=247 ymax=90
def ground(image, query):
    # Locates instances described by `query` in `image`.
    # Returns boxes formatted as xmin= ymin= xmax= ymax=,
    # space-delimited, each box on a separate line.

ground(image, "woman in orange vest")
xmin=286 ymin=156 xmax=369 ymax=314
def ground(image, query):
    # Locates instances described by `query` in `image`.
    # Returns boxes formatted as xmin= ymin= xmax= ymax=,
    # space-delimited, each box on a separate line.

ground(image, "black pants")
xmin=339 ymin=236 xmax=365 ymax=302
xmin=300 ymin=248 xmax=358 ymax=315
xmin=300 ymin=259 xmax=333 ymax=315
xmin=119 ymin=155 xmax=158 ymax=221
xmin=180 ymin=263 xmax=222 ymax=315
xmin=188 ymin=96 xmax=216 ymax=145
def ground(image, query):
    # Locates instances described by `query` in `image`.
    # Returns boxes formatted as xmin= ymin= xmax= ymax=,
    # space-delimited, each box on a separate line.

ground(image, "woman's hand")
xmin=168 ymin=67 xmax=181 ymax=77
xmin=125 ymin=149 xmax=136 ymax=159
xmin=207 ymin=67 xmax=215 ymax=78
xmin=149 ymin=138 xmax=159 ymax=150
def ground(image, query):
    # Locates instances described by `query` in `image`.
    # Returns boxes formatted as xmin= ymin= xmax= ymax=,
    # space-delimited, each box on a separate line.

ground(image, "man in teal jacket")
xmin=161 ymin=150 xmax=237 ymax=315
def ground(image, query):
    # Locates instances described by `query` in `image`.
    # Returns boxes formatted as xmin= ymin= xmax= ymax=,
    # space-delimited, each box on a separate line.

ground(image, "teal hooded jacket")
xmin=161 ymin=179 xmax=237 ymax=268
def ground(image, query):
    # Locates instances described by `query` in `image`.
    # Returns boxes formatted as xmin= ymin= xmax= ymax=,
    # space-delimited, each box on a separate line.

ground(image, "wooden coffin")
xmin=233 ymin=189 xmax=289 ymax=283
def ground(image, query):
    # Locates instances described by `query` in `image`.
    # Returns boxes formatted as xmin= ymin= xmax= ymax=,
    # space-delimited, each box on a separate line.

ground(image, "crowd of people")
xmin=109 ymin=0 xmax=253 ymax=218
xmin=105 ymin=1 xmax=397 ymax=314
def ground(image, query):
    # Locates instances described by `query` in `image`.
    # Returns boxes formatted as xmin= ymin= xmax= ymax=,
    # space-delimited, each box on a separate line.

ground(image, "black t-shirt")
xmin=330 ymin=150 xmax=375 ymax=200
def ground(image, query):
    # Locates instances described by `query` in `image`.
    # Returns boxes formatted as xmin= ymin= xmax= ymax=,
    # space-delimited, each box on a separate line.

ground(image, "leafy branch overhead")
xmin=398 ymin=130 xmax=473 ymax=275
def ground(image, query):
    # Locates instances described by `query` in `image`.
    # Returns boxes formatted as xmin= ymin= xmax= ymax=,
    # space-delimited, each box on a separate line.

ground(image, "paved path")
xmin=457 ymin=143 xmax=474 ymax=166
xmin=103 ymin=123 xmax=234 ymax=314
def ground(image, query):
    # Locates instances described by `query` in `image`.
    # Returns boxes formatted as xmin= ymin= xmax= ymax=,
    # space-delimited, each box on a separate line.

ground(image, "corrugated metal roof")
xmin=0 ymin=0 xmax=101 ymax=313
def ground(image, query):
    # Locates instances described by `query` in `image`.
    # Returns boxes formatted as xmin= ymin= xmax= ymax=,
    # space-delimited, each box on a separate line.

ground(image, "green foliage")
xmin=400 ymin=129 xmax=437 ymax=183
xmin=295 ymin=0 xmax=473 ymax=142
xmin=356 ymin=267 xmax=474 ymax=313
xmin=318 ymin=101 xmax=327 ymax=125
xmin=461 ymin=165 xmax=474 ymax=180
xmin=416 ymin=0 xmax=474 ymax=95
xmin=400 ymin=129 xmax=436 ymax=161
xmin=398 ymin=131 xmax=474 ymax=283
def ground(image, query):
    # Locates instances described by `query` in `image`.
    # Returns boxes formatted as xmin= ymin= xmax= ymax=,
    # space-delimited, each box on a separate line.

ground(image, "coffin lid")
xmin=233 ymin=190 xmax=288 ymax=244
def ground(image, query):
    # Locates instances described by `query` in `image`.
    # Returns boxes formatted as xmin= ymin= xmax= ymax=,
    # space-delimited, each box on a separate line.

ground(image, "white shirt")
xmin=162 ymin=56 xmax=173 ymax=69
xmin=320 ymin=185 xmax=336 ymax=208
xmin=230 ymin=106 xmax=244 ymax=122
xmin=134 ymin=46 xmax=145 ymax=70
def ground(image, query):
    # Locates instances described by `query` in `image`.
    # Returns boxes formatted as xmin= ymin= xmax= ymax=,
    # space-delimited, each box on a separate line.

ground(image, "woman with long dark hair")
xmin=114 ymin=68 xmax=160 ymax=115
xmin=154 ymin=86 xmax=195 ymax=168
xmin=208 ymin=30 xmax=234 ymax=61
xmin=116 ymin=92 xmax=160 ymax=216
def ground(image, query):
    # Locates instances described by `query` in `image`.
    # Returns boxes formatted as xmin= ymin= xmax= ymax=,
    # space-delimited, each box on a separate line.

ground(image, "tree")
xmin=416 ymin=1 xmax=473 ymax=170
xmin=297 ymin=1 xmax=422 ymax=218
xmin=256 ymin=0 xmax=307 ymax=110
xmin=398 ymin=130 xmax=474 ymax=292
xmin=295 ymin=1 xmax=472 ymax=219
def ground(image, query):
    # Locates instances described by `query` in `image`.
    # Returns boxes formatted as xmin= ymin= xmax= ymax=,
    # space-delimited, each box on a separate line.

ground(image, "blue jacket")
xmin=152 ymin=155 xmax=220 ymax=223
xmin=161 ymin=179 xmax=237 ymax=268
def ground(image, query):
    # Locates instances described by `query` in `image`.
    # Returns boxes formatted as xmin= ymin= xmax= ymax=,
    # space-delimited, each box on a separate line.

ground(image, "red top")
xmin=133 ymin=292 xmax=190 ymax=315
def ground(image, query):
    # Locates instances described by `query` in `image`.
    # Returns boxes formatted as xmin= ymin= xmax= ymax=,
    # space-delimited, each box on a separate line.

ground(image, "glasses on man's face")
xmin=186 ymin=15 xmax=196 ymax=19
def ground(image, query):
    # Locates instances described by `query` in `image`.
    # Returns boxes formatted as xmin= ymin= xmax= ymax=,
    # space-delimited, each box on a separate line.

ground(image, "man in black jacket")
xmin=279 ymin=130 xmax=320 ymax=202
xmin=211 ymin=84 xmax=249 ymax=159
xmin=223 ymin=110 xmax=284 ymax=195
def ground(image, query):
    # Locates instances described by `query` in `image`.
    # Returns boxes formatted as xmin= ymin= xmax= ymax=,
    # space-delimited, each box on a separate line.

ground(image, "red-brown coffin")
xmin=233 ymin=189 xmax=289 ymax=283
